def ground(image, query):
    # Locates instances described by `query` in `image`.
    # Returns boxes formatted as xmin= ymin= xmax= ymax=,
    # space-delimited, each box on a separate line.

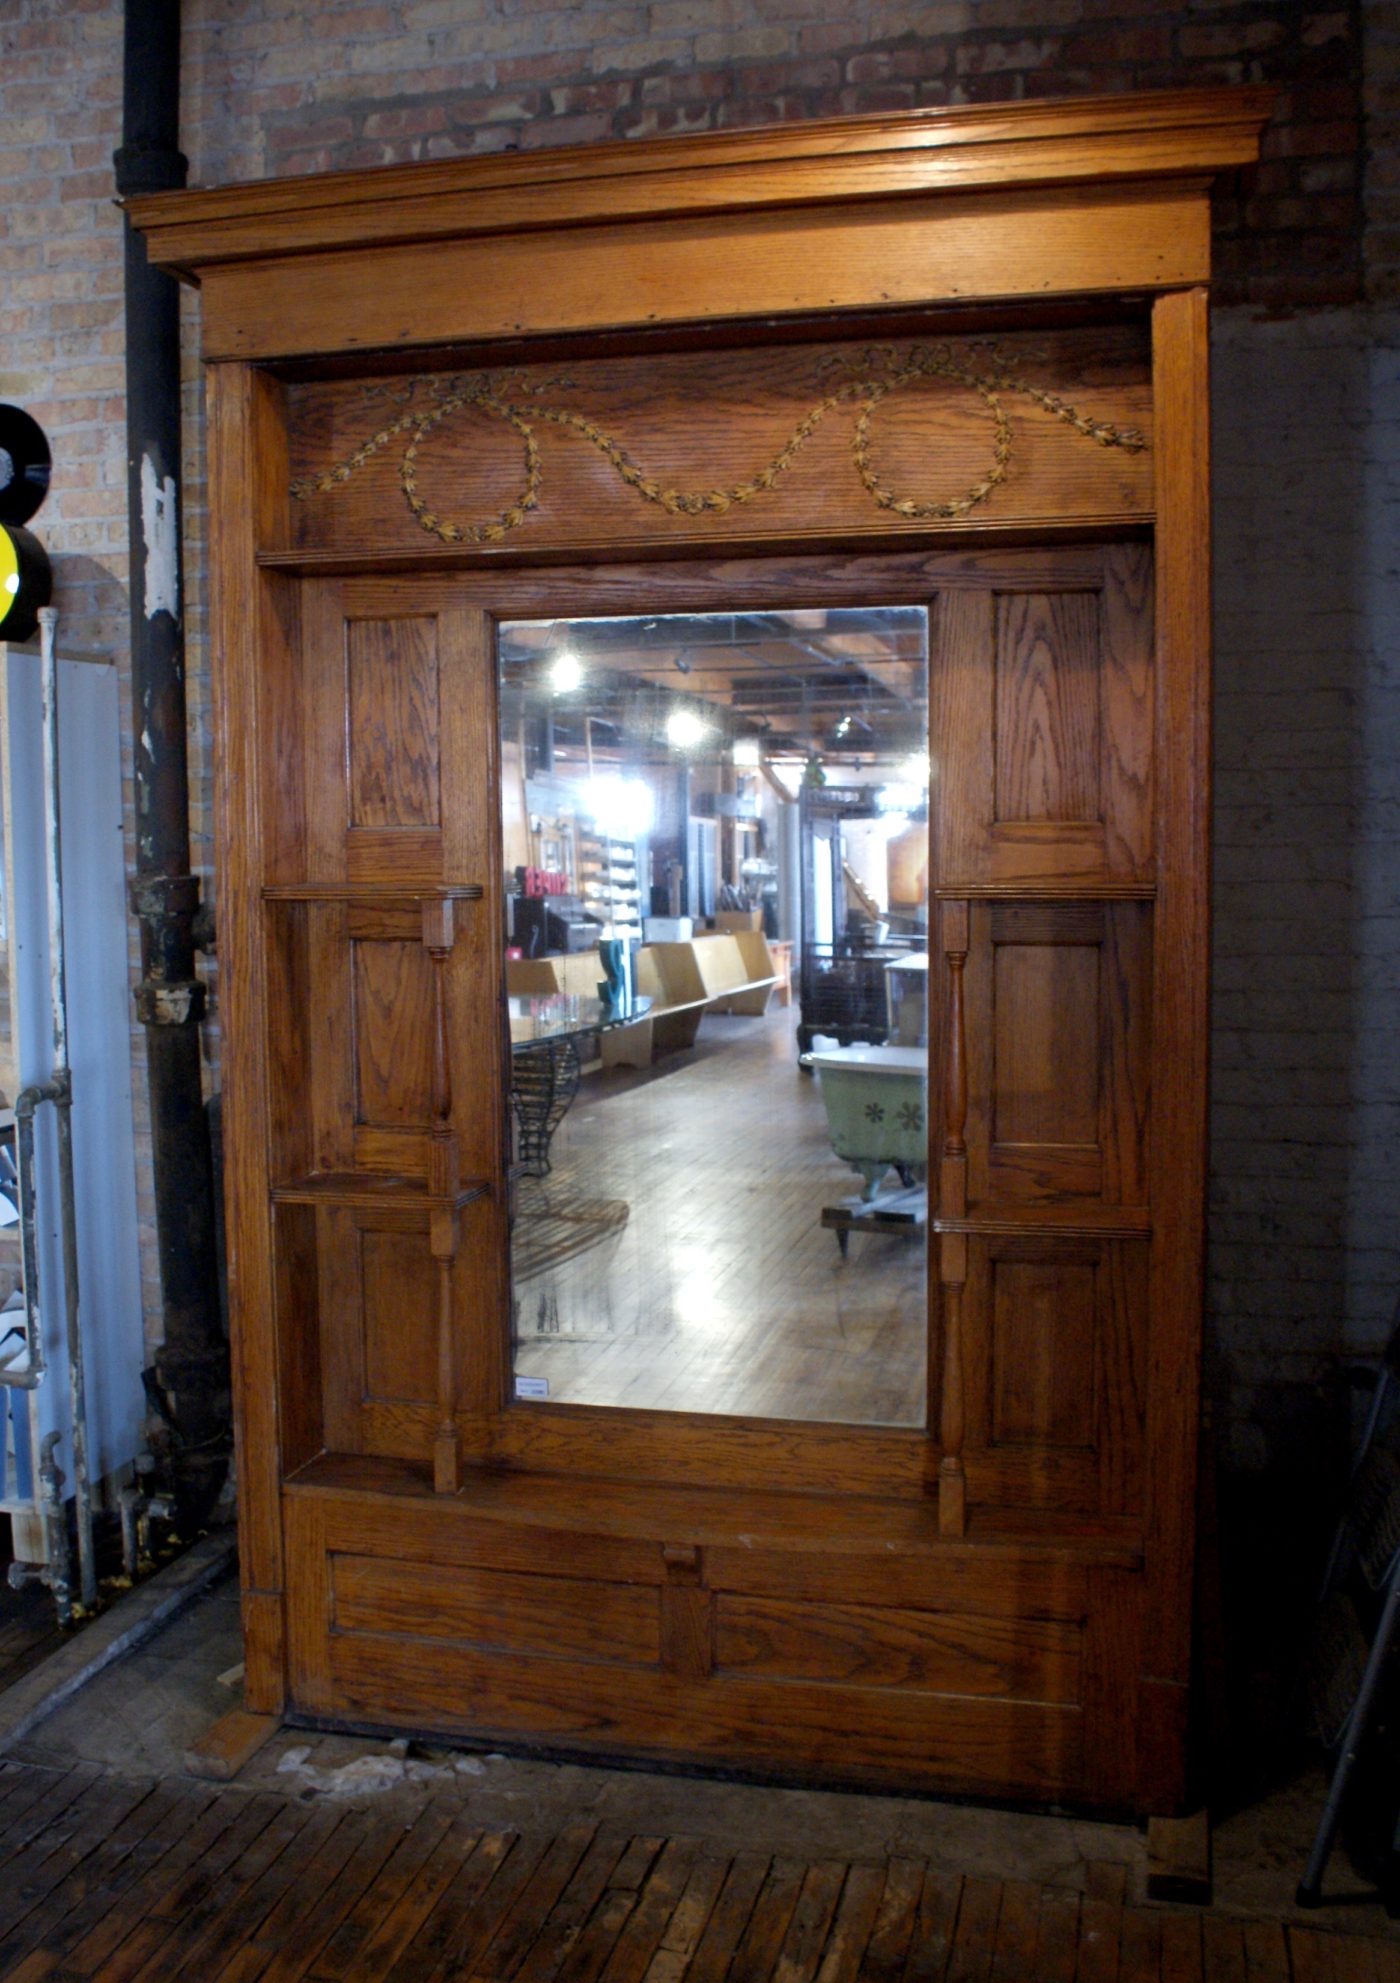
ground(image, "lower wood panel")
xmin=325 ymin=1631 xmax=1084 ymax=1798
xmin=712 ymin=1594 xmax=1081 ymax=1703
xmin=283 ymin=1469 xmax=1151 ymax=1806
xmin=332 ymin=1553 xmax=661 ymax=1667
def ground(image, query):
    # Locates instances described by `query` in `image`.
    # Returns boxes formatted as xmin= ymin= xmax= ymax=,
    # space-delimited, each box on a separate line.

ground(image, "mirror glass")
xmin=499 ymin=605 xmax=929 ymax=1427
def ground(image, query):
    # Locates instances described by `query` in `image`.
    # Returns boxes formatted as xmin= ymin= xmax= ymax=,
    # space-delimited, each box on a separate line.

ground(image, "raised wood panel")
xmin=298 ymin=592 xmax=452 ymax=887
xmin=360 ymin=1229 xmax=438 ymax=1404
xmin=319 ymin=1191 xmax=505 ymax=1453
xmin=286 ymin=329 xmax=1150 ymax=563
xmin=933 ymin=547 xmax=1154 ymax=887
xmin=352 ymin=939 xmax=435 ymax=1127
xmin=332 ymin=1554 xmax=661 ymax=1666
xmin=313 ymin=1200 xmax=450 ymax=1452
xmin=993 ymin=591 xmax=1102 ymax=825
xmin=962 ymin=1235 xmax=1148 ymax=1520
xmin=965 ymin=899 xmax=1150 ymax=1209
xmin=992 ymin=940 xmax=1100 ymax=1150
xmin=992 ymin=1257 xmax=1097 ymax=1451
xmin=345 ymin=615 xmax=441 ymax=827
xmin=713 ymin=1594 xmax=1081 ymax=1703
xmin=271 ymin=1202 xmax=324 ymax=1476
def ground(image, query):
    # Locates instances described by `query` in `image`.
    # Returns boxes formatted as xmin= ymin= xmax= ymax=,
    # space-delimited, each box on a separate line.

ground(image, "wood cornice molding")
xmin=129 ymin=86 xmax=1274 ymax=285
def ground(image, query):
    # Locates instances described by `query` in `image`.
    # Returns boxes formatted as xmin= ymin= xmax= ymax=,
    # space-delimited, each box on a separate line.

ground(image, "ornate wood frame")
xmin=132 ymin=87 xmax=1270 ymax=1811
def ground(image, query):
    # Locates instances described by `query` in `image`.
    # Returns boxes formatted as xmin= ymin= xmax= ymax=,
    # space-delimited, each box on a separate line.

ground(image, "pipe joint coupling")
xmin=129 ymin=873 xmax=201 ymax=924
xmin=134 ymin=977 xmax=207 ymax=1027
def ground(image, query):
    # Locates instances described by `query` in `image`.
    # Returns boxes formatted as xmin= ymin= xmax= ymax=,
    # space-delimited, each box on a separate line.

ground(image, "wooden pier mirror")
xmin=132 ymin=87 xmax=1270 ymax=1812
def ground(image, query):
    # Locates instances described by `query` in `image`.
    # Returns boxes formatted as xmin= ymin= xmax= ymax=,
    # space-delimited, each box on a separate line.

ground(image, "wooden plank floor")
xmin=0 ymin=1761 xmax=1393 ymax=1983
xmin=511 ymin=1009 xmax=926 ymax=1427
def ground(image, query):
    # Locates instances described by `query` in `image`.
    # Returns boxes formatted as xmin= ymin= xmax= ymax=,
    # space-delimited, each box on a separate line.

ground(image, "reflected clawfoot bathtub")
xmin=808 ymin=1043 xmax=929 ymax=1200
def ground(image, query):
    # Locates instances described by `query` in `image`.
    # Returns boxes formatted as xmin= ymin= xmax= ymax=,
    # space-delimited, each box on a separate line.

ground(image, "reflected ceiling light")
xmin=897 ymin=752 xmax=930 ymax=788
xmin=583 ymin=774 xmax=654 ymax=840
xmin=549 ymin=650 xmax=582 ymax=692
xmin=666 ymin=708 xmax=709 ymax=750
xmin=732 ymin=738 xmax=761 ymax=767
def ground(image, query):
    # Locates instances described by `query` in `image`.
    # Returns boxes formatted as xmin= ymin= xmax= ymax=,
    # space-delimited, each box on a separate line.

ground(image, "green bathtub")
xmin=809 ymin=1044 xmax=929 ymax=1200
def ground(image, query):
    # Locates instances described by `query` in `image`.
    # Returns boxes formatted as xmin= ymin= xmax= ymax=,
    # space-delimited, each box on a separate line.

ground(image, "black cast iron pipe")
xmin=115 ymin=0 xmax=229 ymax=1525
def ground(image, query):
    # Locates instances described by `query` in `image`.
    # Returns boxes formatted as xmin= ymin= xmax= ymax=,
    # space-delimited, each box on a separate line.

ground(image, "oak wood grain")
xmin=186 ymin=184 xmax=1209 ymax=363
xmin=284 ymin=329 xmax=1150 ymax=564
xmin=178 ymin=96 xmax=1238 ymax=1813
xmin=1139 ymin=285 xmax=1213 ymax=1816
xmin=205 ymin=362 xmax=290 ymax=1711
xmin=133 ymin=90 xmax=1272 ymax=281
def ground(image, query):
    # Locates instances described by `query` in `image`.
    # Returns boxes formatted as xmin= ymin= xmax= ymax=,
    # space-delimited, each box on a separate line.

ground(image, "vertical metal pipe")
xmin=38 ymin=607 xmax=96 ymax=1607
xmin=115 ymin=0 xmax=229 ymax=1522
xmin=38 ymin=1432 xmax=72 ymax=1629
xmin=11 ymin=1095 xmax=47 ymax=1392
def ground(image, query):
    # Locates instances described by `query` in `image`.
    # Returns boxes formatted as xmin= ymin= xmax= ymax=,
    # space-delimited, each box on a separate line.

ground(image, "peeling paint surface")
xmin=140 ymin=454 xmax=179 ymax=622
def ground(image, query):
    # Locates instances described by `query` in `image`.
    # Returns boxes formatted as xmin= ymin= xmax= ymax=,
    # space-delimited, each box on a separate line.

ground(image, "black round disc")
xmin=0 ymin=405 xmax=51 ymax=527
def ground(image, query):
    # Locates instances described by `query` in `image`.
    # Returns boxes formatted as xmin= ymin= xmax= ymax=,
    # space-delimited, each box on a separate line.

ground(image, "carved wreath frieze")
xmin=290 ymin=342 xmax=1148 ymax=545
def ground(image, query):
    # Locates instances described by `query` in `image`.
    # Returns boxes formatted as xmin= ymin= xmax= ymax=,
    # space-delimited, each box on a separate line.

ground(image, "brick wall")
xmin=0 ymin=3 xmax=162 ymax=1330
xmin=1211 ymin=307 xmax=1400 ymax=1474
xmin=1367 ymin=0 xmax=1400 ymax=297
xmin=0 ymin=0 xmax=1395 ymax=1491
xmin=183 ymin=0 xmax=1366 ymax=308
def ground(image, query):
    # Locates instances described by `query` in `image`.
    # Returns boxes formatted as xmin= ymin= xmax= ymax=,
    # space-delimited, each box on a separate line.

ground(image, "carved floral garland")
xmin=289 ymin=343 xmax=1148 ymax=544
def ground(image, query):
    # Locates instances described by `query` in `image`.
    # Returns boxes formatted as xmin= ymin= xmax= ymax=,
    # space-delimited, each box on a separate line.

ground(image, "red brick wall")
xmin=183 ymin=1 xmax=1367 ymax=309
xmin=1368 ymin=0 xmax=1400 ymax=297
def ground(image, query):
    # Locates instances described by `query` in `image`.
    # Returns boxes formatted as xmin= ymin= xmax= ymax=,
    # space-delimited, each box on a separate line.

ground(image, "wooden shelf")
xmin=262 ymin=882 xmax=483 ymax=902
xmin=271 ymin=1170 xmax=489 ymax=1212
xmin=282 ymin=1449 xmax=1144 ymax=1569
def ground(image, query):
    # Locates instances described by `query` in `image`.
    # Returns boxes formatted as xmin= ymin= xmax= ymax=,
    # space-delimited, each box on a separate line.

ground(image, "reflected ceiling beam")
xmin=498 ymin=611 xmax=928 ymax=756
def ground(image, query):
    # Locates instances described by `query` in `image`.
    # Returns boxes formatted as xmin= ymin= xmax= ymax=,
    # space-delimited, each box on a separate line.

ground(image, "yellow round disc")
xmin=0 ymin=526 xmax=19 ymax=630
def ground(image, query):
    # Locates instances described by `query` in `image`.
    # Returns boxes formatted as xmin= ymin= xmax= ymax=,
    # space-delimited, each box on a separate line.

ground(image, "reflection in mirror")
xmin=499 ymin=606 xmax=929 ymax=1426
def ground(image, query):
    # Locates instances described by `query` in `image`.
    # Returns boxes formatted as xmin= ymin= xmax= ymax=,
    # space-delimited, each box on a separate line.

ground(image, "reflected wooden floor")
xmin=511 ymin=1010 xmax=925 ymax=1426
